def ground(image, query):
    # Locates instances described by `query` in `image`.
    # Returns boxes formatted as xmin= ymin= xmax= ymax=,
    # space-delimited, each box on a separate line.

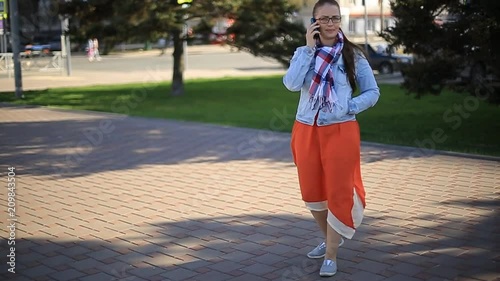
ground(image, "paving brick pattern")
xmin=0 ymin=105 xmax=498 ymax=281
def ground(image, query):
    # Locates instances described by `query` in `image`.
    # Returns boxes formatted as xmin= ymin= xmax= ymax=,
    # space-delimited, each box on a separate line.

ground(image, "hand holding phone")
xmin=307 ymin=18 xmax=320 ymax=47
xmin=310 ymin=18 xmax=319 ymax=39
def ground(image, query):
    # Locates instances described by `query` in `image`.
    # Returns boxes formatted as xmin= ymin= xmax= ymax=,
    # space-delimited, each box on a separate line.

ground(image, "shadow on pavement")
xmin=0 ymin=209 xmax=497 ymax=281
xmin=0 ymin=106 xmax=439 ymax=178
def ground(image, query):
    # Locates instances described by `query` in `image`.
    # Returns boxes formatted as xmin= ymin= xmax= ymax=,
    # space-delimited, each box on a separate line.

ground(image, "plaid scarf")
xmin=308 ymin=31 xmax=344 ymax=112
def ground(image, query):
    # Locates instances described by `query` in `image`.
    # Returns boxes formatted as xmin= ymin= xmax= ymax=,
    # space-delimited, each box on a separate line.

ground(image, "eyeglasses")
xmin=316 ymin=16 xmax=342 ymax=24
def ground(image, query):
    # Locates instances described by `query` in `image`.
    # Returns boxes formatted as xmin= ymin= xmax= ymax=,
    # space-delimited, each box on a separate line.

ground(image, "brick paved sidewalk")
xmin=0 ymin=105 xmax=498 ymax=281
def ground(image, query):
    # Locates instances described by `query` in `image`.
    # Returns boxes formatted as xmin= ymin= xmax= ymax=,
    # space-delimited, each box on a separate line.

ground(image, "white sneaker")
xmin=319 ymin=259 xmax=337 ymax=277
xmin=307 ymin=238 xmax=344 ymax=259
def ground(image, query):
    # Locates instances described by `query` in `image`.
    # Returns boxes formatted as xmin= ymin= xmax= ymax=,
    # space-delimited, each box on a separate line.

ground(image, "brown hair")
xmin=313 ymin=0 xmax=365 ymax=92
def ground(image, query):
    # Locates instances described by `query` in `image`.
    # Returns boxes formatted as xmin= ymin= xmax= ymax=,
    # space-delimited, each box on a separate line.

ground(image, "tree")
xmin=59 ymin=0 xmax=142 ymax=55
xmin=18 ymin=0 xmax=42 ymax=37
xmin=62 ymin=0 xmax=305 ymax=96
xmin=226 ymin=0 xmax=305 ymax=68
xmin=15 ymin=0 xmax=60 ymax=42
xmin=381 ymin=0 xmax=499 ymax=103
xmin=134 ymin=0 xmax=243 ymax=96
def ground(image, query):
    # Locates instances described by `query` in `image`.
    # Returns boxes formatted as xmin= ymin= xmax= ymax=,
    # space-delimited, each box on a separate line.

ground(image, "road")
xmin=0 ymin=45 xmax=403 ymax=92
xmin=76 ymin=49 xmax=283 ymax=73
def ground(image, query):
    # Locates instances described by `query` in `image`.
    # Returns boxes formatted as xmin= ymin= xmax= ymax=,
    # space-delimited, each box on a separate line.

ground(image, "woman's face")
xmin=314 ymin=4 xmax=341 ymax=41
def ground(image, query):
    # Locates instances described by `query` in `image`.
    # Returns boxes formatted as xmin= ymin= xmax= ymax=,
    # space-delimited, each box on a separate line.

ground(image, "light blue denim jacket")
xmin=283 ymin=46 xmax=380 ymax=126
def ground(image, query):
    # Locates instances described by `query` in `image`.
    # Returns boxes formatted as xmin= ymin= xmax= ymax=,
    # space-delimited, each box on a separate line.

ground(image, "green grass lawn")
xmin=1 ymin=75 xmax=499 ymax=156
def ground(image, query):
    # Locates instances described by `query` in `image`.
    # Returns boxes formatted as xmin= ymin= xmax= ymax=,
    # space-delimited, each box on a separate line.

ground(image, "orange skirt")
xmin=290 ymin=120 xmax=365 ymax=239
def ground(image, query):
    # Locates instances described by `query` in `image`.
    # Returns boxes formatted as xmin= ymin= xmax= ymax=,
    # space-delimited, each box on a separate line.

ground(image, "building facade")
xmin=340 ymin=0 xmax=394 ymax=37
xmin=298 ymin=0 xmax=394 ymax=41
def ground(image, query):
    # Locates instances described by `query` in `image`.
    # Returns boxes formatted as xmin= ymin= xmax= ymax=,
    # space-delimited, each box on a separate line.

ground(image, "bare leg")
xmin=325 ymin=222 xmax=342 ymax=261
xmin=311 ymin=210 xmax=328 ymax=237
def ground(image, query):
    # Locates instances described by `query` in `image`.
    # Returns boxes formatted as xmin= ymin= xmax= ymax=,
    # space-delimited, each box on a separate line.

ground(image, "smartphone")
xmin=310 ymin=17 xmax=319 ymax=39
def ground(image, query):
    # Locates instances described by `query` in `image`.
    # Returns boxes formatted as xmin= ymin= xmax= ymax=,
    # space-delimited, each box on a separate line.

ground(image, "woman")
xmin=87 ymin=38 xmax=94 ymax=62
xmin=283 ymin=0 xmax=380 ymax=277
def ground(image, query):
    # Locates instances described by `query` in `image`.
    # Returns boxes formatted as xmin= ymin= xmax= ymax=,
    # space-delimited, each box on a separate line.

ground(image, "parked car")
xmin=47 ymin=37 xmax=62 ymax=51
xmin=24 ymin=36 xmax=62 ymax=55
xmin=357 ymin=43 xmax=413 ymax=75
xmin=210 ymin=17 xmax=235 ymax=45
xmin=432 ymin=9 xmax=499 ymax=99
xmin=24 ymin=42 xmax=51 ymax=54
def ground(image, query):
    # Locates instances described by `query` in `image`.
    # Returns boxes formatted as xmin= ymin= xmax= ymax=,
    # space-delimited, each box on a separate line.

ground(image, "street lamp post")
xmin=59 ymin=14 xmax=71 ymax=76
xmin=363 ymin=0 xmax=368 ymax=54
xmin=173 ymin=0 xmax=192 ymax=70
xmin=8 ymin=0 xmax=23 ymax=98
xmin=380 ymin=0 xmax=384 ymax=33
xmin=0 ymin=0 xmax=7 ymax=53
xmin=0 ymin=17 xmax=5 ymax=53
